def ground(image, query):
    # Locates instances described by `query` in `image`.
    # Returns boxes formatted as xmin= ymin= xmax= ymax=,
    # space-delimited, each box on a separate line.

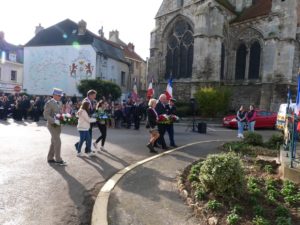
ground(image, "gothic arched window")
xmin=235 ymin=43 xmax=247 ymax=80
xmin=248 ymin=41 xmax=261 ymax=79
xmin=165 ymin=20 xmax=194 ymax=79
xmin=220 ymin=43 xmax=225 ymax=80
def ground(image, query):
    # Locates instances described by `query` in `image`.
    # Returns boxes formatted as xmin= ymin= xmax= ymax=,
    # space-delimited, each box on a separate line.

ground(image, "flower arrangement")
xmin=93 ymin=111 xmax=110 ymax=124
xmin=157 ymin=114 xmax=171 ymax=125
xmin=54 ymin=113 xmax=78 ymax=126
xmin=157 ymin=114 xmax=180 ymax=124
xmin=170 ymin=114 xmax=180 ymax=123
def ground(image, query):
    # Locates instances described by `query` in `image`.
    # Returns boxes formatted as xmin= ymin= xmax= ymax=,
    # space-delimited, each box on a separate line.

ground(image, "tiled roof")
xmin=25 ymin=19 xmax=127 ymax=63
xmin=105 ymin=39 xmax=144 ymax=62
xmin=0 ymin=40 xmax=23 ymax=64
xmin=231 ymin=0 xmax=272 ymax=24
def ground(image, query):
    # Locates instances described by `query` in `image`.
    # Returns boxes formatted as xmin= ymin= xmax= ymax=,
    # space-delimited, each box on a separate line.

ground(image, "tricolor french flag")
xmin=131 ymin=77 xmax=138 ymax=102
xmin=147 ymin=78 xmax=154 ymax=99
xmin=165 ymin=78 xmax=173 ymax=100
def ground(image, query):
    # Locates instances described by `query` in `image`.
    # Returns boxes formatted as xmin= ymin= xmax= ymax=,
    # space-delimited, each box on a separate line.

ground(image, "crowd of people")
xmin=42 ymin=88 xmax=179 ymax=165
xmin=0 ymin=92 xmax=149 ymax=129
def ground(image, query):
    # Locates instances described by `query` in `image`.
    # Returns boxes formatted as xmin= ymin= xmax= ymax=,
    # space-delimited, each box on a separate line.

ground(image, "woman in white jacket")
xmin=76 ymin=101 xmax=96 ymax=156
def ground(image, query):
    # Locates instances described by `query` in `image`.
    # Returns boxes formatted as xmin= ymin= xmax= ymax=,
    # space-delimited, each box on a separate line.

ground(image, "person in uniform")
xmin=43 ymin=88 xmax=66 ymax=166
xmin=166 ymin=98 xmax=178 ymax=147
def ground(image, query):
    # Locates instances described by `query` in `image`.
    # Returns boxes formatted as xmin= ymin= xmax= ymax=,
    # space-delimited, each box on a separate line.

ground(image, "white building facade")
xmin=23 ymin=19 xmax=130 ymax=97
xmin=0 ymin=32 xmax=24 ymax=94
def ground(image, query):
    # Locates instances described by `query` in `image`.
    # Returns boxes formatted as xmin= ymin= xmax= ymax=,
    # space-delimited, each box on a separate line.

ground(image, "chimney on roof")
xmin=98 ymin=26 xmax=104 ymax=38
xmin=35 ymin=24 xmax=44 ymax=35
xmin=0 ymin=31 xmax=4 ymax=40
xmin=128 ymin=42 xmax=135 ymax=52
xmin=78 ymin=20 xmax=87 ymax=35
xmin=109 ymin=30 xmax=119 ymax=42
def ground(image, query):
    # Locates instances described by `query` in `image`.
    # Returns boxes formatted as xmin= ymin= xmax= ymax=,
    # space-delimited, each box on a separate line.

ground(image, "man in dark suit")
xmin=166 ymin=98 xmax=178 ymax=147
xmin=155 ymin=94 xmax=169 ymax=150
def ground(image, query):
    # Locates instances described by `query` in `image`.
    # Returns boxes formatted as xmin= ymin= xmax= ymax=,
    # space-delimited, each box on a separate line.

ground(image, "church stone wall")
xmin=150 ymin=0 xmax=299 ymax=113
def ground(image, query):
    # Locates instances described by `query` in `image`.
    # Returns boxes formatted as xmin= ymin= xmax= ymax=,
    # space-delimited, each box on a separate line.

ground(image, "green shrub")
xmin=231 ymin=204 xmax=243 ymax=215
xmin=252 ymin=216 xmax=270 ymax=225
xmin=265 ymin=133 xmax=284 ymax=150
xmin=275 ymin=205 xmax=289 ymax=218
xmin=281 ymin=180 xmax=298 ymax=196
xmin=243 ymin=132 xmax=263 ymax=146
xmin=199 ymin=153 xmax=246 ymax=198
xmin=264 ymin=165 xmax=273 ymax=174
xmin=248 ymin=177 xmax=262 ymax=197
xmin=253 ymin=205 xmax=265 ymax=216
xmin=275 ymin=217 xmax=292 ymax=225
xmin=194 ymin=86 xmax=231 ymax=117
xmin=194 ymin=186 xmax=206 ymax=200
xmin=223 ymin=141 xmax=249 ymax=153
xmin=188 ymin=162 xmax=203 ymax=182
xmin=226 ymin=212 xmax=240 ymax=225
xmin=207 ymin=200 xmax=222 ymax=211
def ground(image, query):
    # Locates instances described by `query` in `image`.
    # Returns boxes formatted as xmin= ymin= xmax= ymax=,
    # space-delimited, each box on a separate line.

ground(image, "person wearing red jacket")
xmin=247 ymin=105 xmax=256 ymax=132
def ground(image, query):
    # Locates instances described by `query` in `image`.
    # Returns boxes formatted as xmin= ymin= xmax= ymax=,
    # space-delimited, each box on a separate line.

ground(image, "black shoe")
xmin=56 ymin=160 xmax=67 ymax=166
xmin=147 ymin=143 xmax=157 ymax=153
xmin=47 ymin=159 xmax=56 ymax=163
xmin=162 ymin=146 xmax=170 ymax=150
xmin=75 ymin=143 xmax=78 ymax=151
xmin=171 ymin=144 xmax=178 ymax=148
xmin=153 ymin=143 xmax=161 ymax=148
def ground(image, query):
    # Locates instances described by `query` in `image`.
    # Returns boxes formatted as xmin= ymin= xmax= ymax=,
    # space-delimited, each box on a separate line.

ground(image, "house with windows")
xmin=109 ymin=30 xmax=147 ymax=94
xmin=0 ymin=32 xmax=24 ymax=94
xmin=23 ymin=19 xmax=130 ymax=97
xmin=149 ymin=0 xmax=300 ymax=110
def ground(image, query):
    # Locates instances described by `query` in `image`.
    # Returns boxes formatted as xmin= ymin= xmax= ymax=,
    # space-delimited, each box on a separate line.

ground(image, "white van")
xmin=276 ymin=103 xmax=296 ymax=130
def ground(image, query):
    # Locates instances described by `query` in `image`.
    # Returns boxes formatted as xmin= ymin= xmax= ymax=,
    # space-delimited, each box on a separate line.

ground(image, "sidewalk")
xmin=106 ymin=140 xmax=224 ymax=225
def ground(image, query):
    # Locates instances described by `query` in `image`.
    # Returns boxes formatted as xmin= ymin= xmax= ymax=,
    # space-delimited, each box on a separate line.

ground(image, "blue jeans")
xmin=237 ymin=121 xmax=244 ymax=136
xmin=248 ymin=121 xmax=255 ymax=132
xmin=77 ymin=130 xmax=91 ymax=153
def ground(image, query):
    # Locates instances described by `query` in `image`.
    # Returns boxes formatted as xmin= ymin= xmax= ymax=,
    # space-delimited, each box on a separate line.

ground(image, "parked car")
xmin=223 ymin=110 xmax=277 ymax=129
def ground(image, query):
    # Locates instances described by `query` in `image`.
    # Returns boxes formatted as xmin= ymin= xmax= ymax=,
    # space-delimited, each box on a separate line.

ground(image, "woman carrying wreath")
xmin=146 ymin=98 xmax=160 ymax=153
xmin=93 ymin=100 xmax=108 ymax=151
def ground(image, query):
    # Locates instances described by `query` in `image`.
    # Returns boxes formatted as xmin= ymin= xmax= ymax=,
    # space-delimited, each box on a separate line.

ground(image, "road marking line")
xmin=91 ymin=139 xmax=226 ymax=225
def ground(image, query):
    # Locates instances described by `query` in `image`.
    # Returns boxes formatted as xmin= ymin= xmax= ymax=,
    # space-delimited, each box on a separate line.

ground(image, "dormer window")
xmin=9 ymin=52 xmax=16 ymax=62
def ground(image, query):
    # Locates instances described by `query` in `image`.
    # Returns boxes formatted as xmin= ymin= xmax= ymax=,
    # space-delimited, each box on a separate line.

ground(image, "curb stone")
xmin=91 ymin=139 xmax=224 ymax=225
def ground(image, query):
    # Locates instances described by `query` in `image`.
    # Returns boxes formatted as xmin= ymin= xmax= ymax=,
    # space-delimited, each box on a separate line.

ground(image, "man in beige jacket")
xmin=43 ymin=88 xmax=66 ymax=165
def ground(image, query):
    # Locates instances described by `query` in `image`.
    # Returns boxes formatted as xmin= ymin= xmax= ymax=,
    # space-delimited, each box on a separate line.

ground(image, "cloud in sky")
xmin=0 ymin=0 xmax=162 ymax=59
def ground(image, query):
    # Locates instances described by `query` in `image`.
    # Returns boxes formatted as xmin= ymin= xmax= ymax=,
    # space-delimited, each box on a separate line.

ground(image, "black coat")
xmin=146 ymin=108 xmax=158 ymax=129
xmin=155 ymin=101 xmax=167 ymax=115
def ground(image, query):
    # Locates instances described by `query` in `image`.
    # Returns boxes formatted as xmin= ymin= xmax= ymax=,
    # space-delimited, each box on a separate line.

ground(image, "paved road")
xmin=0 ymin=119 xmax=278 ymax=225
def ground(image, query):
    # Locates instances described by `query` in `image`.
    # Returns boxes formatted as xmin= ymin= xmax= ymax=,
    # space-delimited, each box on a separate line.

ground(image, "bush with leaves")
xmin=77 ymin=79 xmax=121 ymax=101
xmin=199 ymin=152 xmax=246 ymax=198
xmin=264 ymin=133 xmax=284 ymax=150
xmin=252 ymin=216 xmax=270 ymax=225
xmin=243 ymin=132 xmax=263 ymax=146
xmin=275 ymin=217 xmax=292 ymax=225
xmin=188 ymin=162 xmax=203 ymax=182
xmin=226 ymin=212 xmax=240 ymax=225
xmin=194 ymin=86 xmax=231 ymax=117
xmin=207 ymin=200 xmax=222 ymax=211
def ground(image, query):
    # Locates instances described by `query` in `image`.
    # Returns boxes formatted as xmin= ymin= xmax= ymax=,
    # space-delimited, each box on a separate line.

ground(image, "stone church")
xmin=148 ymin=0 xmax=300 ymax=111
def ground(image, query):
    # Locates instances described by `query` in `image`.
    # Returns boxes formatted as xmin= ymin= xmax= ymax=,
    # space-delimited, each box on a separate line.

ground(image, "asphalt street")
xmin=0 ymin=119 xmax=278 ymax=225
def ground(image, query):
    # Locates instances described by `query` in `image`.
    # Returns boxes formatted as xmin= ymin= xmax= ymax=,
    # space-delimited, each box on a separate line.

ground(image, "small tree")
xmin=194 ymin=86 xmax=231 ymax=117
xmin=77 ymin=79 xmax=121 ymax=101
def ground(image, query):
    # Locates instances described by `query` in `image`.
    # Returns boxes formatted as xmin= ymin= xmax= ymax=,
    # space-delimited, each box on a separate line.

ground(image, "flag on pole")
xmin=147 ymin=78 xmax=154 ymax=99
xmin=296 ymin=68 xmax=300 ymax=115
xmin=165 ymin=78 xmax=173 ymax=100
xmin=131 ymin=77 xmax=138 ymax=102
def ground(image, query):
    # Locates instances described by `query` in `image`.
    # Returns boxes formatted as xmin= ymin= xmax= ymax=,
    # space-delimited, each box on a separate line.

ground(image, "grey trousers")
xmin=47 ymin=124 xmax=62 ymax=161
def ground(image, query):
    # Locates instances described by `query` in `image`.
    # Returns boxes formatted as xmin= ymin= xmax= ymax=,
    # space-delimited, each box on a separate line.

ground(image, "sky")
xmin=0 ymin=0 xmax=163 ymax=60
